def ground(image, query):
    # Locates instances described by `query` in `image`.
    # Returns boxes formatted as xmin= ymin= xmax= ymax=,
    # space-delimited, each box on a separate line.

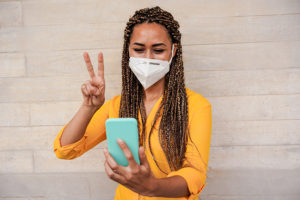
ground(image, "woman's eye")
xmin=133 ymin=49 xmax=144 ymax=52
xmin=132 ymin=49 xmax=165 ymax=53
xmin=154 ymin=49 xmax=165 ymax=53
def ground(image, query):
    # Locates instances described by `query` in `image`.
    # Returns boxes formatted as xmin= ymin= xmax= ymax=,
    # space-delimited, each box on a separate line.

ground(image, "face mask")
xmin=129 ymin=44 xmax=174 ymax=90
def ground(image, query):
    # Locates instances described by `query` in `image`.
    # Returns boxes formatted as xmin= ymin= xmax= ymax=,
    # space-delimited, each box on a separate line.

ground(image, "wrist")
xmin=148 ymin=177 xmax=161 ymax=197
xmin=81 ymin=103 xmax=101 ymax=114
xmin=145 ymin=175 xmax=190 ymax=198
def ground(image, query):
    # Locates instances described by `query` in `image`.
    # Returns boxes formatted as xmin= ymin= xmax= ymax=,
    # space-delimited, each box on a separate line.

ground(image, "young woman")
xmin=54 ymin=6 xmax=212 ymax=200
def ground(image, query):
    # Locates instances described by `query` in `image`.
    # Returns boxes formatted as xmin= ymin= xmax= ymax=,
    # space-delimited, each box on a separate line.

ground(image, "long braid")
xmin=119 ymin=6 xmax=189 ymax=172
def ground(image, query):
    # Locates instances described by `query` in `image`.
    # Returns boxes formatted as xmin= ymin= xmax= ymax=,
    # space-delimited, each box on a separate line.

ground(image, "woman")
xmin=54 ymin=6 xmax=212 ymax=200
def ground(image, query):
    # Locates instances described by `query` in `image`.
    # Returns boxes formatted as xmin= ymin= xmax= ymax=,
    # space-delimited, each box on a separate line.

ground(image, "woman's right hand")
xmin=81 ymin=52 xmax=105 ymax=109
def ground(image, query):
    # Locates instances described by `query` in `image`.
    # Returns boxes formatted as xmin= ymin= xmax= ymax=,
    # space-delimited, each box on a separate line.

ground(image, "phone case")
xmin=105 ymin=118 xmax=140 ymax=166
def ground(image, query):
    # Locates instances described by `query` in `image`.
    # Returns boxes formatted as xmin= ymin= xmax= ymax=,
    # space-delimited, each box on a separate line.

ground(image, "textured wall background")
xmin=0 ymin=0 xmax=300 ymax=199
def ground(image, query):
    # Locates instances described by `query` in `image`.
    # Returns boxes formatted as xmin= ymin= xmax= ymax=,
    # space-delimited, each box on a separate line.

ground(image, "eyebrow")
xmin=133 ymin=42 xmax=167 ymax=47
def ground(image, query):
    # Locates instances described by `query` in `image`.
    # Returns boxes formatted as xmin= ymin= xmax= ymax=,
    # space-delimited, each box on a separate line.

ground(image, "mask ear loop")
xmin=168 ymin=44 xmax=175 ymax=65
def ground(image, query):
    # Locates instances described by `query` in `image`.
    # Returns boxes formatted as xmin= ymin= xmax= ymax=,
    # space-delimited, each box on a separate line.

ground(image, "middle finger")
xmin=103 ymin=148 xmax=123 ymax=175
xmin=104 ymin=161 xmax=126 ymax=184
xmin=98 ymin=52 xmax=105 ymax=79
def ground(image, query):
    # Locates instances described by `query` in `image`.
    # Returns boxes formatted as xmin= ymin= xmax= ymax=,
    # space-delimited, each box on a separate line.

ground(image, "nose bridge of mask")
xmin=143 ymin=44 xmax=174 ymax=73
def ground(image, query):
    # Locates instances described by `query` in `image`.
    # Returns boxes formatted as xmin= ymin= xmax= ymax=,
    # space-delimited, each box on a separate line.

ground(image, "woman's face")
xmin=129 ymin=22 xmax=177 ymax=61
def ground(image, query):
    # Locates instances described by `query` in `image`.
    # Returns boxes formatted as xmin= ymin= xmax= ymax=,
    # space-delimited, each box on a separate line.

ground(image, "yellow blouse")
xmin=53 ymin=88 xmax=212 ymax=200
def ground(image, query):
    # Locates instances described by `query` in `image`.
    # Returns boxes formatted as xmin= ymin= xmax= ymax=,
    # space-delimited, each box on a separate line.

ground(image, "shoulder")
xmin=185 ymin=88 xmax=212 ymax=126
xmin=107 ymin=94 xmax=121 ymax=105
xmin=186 ymin=88 xmax=211 ymax=111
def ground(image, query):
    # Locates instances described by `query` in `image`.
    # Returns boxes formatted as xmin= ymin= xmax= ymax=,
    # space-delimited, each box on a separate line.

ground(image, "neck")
xmin=143 ymin=77 xmax=165 ymax=102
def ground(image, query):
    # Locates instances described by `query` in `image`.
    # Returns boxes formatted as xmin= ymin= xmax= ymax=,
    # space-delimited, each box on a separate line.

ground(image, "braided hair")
xmin=119 ymin=6 xmax=188 ymax=172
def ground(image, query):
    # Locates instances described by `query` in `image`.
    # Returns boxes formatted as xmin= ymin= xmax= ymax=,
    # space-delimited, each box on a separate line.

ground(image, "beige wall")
xmin=0 ymin=0 xmax=299 ymax=199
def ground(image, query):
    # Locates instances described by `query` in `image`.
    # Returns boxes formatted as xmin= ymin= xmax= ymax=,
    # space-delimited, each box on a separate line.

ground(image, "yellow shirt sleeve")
xmin=53 ymin=99 xmax=111 ymax=160
xmin=167 ymin=100 xmax=212 ymax=199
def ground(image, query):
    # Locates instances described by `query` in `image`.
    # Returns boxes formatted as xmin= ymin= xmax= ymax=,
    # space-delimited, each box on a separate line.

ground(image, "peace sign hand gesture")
xmin=81 ymin=52 xmax=105 ymax=109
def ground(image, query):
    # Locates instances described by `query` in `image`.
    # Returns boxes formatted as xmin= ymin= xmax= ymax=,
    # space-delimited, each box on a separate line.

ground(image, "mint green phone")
xmin=105 ymin=118 xmax=140 ymax=166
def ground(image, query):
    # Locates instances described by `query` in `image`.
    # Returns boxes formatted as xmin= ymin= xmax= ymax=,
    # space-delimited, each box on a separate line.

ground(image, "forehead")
xmin=130 ymin=22 xmax=171 ymax=44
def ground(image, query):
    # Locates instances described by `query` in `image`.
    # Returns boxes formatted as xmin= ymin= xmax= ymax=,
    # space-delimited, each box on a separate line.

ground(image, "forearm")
xmin=151 ymin=175 xmax=190 ymax=197
xmin=60 ymin=104 xmax=101 ymax=146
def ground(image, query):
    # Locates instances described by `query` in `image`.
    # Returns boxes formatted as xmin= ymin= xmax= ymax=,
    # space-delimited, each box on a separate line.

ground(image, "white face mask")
xmin=129 ymin=44 xmax=174 ymax=90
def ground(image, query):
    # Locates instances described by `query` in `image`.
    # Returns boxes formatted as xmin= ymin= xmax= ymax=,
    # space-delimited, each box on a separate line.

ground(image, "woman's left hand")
xmin=103 ymin=139 xmax=158 ymax=197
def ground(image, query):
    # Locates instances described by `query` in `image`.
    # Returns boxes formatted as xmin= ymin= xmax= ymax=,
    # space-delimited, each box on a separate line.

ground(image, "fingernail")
xmin=117 ymin=139 xmax=123 ymax=144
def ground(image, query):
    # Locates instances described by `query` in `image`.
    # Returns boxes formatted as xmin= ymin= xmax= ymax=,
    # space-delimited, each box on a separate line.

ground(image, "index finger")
xmin=83 ymin=52 xmax=95 ymax=78
xmin=98 ymin=52 xmax=104 ymax=78
xmin=117 ymin=139 xmax=138 ymax=167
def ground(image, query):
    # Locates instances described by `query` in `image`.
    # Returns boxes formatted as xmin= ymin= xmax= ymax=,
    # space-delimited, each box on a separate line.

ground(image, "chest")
xmin=144 ymin=100 xmax=158 ymax=118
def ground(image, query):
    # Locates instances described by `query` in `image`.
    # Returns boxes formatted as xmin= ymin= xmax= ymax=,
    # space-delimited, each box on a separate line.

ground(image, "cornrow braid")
xmin=119 ymin=6 xmax=189 ymax=172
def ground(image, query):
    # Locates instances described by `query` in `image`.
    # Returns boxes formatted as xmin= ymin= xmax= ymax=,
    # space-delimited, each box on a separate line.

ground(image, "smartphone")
xmin=105 ymin=118 xmax=140 ymax=166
